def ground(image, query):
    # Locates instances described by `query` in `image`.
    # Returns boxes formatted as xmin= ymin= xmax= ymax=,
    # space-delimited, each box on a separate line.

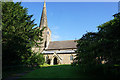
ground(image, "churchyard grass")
xmin=19 ymin=64 xmax=108 ymax=80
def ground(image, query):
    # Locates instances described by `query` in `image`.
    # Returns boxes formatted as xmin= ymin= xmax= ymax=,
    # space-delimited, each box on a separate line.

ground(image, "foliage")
xmin=76 ymin=13 xmax=120 ymax=65
xmin=2 ymin=2 xmax=44 ymax=66
xmin=97 ymin=16 xmax=120 ymax=64
xmin=25 ymin=53 xmax=45 ymax=67
xmin=76 ymin=32 xmax=99 ymax=65
xmin=76 ymin=13 xmax=120 ymax=76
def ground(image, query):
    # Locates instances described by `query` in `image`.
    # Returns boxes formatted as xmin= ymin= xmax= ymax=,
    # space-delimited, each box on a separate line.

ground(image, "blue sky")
xmin=21 ymin=2 xmax=118 ymax=41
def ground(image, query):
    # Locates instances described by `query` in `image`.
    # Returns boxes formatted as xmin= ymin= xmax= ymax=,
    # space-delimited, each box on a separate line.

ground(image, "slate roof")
xmin=46 ymin=40 xmax=77 ymax=50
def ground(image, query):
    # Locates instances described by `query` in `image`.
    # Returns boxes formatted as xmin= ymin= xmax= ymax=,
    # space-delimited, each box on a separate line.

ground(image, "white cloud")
xmin=50 ymin=25 xmax=61 ymax=41
xmin=51 ymin=34 xmax=60 ymax=41
xmin=50 ymin=26 xmax=59 ymax=31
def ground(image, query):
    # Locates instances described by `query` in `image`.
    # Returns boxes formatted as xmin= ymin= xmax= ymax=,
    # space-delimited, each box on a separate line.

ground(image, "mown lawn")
xmin=19 ymin=65 xmax=106 ymax=80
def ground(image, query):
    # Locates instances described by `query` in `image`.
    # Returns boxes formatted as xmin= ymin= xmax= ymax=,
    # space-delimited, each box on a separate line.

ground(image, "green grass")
xmin=20 ymin=65 xmax=103 ymax=79
xmin=39 ymin=63 xmax=51 ymax=67
xmin=3 ymin=64 xmax=119 ymax=80
xmin=3 ymin=64 xmax=120 ymax=80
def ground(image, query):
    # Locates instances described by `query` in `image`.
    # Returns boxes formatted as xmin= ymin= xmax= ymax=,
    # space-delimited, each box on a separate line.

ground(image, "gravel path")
xmin=3 ymin=70 xmax=34 ymax=80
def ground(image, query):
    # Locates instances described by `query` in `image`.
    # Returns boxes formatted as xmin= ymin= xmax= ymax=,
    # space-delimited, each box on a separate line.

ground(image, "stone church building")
xmin=32 ymin=1 xmax=77 ymax=65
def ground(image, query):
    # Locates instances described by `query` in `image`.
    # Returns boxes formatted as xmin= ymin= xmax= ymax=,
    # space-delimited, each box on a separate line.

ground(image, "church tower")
xmin=39 ymin=1 xmax=51 ymax=52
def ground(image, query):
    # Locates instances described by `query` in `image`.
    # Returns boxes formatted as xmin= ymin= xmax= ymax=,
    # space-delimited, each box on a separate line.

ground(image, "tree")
xmin=76 ymin=32 xmax=99 ymax=65
xmin=2 ymin=2 xmax=44 ymax=66
xmin=97 ymin=14 xmax=120 ymax=64
xmin=76 ymin=13 xmax=120 ymax=65
xmin=25 ymin=53 xmax=45 ymax=67
xmin=76 ymin=14 xmax=120 ymax=76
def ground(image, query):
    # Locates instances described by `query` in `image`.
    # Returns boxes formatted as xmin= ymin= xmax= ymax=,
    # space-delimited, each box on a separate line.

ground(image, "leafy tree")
xmin=76 ymin=32 xmax=99 ymax=65
xmin=97 ymin=15 xmax=120 ymax=64
xmin=2 ymin=2 xmax=44 ymax=66
xmin=76 ymin=13 xmax=120 ymax=76
xmin=25 ymin=53 xmax=45 ymax=67
xmin=76 ymin=13 xmax=120 ymax=65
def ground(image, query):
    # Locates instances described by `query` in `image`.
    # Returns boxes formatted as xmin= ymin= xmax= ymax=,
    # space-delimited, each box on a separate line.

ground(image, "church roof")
xmin=46 ymin=40 xmax=77 ymax=50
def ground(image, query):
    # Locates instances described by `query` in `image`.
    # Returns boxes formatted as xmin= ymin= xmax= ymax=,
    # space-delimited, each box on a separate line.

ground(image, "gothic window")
xmin=70 ymin=55 xmax=73 ymax=60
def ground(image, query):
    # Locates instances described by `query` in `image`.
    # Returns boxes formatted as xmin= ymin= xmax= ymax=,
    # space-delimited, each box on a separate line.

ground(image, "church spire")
xmin=39 ymin=0 xmax=48 ymax=28
xmin=44 ymin=0 xmax=46 ymax=8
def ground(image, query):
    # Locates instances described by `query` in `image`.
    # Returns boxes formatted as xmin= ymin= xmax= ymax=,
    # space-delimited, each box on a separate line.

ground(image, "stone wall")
xmin=43 ymin=53 xmax=76 ymax=65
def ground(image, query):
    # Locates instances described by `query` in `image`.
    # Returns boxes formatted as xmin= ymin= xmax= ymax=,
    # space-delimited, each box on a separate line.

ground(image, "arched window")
xmin=54 ymin=57 xmax=58 ymax=65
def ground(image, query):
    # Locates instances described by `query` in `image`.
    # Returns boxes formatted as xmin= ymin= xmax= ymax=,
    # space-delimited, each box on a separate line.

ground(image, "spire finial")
xmin=44 ymin=0 xmax=46 ymax=7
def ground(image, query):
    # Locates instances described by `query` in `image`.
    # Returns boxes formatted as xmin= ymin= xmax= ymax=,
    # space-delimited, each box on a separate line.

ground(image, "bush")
xmin=25 ymin=53 xmax=45 ymax=67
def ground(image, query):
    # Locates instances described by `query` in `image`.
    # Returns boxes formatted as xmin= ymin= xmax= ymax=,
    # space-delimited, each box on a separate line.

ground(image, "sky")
xmin=21 ymin=2 xmax=118 ymax=41
xmin=14 ymin=0 xmax=120 ymax=2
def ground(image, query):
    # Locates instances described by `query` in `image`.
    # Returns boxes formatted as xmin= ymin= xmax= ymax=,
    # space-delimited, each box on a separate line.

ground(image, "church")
xmin=32 ymin=1 xmax=77 ymax=65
